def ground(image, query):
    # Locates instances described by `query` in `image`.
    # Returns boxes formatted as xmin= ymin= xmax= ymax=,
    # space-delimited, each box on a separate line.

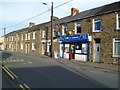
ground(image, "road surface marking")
xmin=2 ymin=67 xmax=15 ymax=79
xmin=24 ymin=84 xmax=31 ymax=90
xmin=19 ymin=85 xmax=26 ymax=90
xmin=4 ymin=66 xmax=18 ymax=79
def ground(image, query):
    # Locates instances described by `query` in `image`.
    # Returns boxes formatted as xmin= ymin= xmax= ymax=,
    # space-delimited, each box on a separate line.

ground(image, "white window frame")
xmin=20 ymin=43 xmax=23 ymax=50
xmin=25 ymin=34 xmax=27 ymax=40
xmin=28 ymin=33 xmax=30 ymax=40
xmin=33 ymin=32 xmax=36 ymax=39
xmin=21 ymin=34 xmax=23 ymax=41
xmin=93 ymin=18 xmax=102 ymax=32
xmin=75 ymin=22 xmax=82 ymax=34
xmin=42 ymin=31 xmax=45 ymax=38
xmin=11 ymin=36 xmax=13 ymax=41
xmin=62 ymin=25 xmax=68 ymax=35
xmin=32 ymin=42 xmax=36 ymax=50
xmin=113 ymin=38 xmax=120 ymax=57
xmin=116 ymin=14 xmax=120 ymax=30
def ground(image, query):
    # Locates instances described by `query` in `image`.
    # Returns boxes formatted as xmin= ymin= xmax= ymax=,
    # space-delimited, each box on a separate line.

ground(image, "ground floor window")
xmin=32 ymin=42 xmax=36 ymax=50
xmin=113 ymin=38 xmax=120 ymax=57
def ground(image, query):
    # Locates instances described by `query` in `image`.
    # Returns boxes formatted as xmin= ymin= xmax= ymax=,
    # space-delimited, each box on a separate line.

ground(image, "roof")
xmin=5 ymin=1 xmax=120 ymax=36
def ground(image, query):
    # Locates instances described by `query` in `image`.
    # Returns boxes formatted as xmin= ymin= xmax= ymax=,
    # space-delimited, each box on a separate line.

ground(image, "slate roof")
xmin=5 ymin=1 xmax=120 ymax=36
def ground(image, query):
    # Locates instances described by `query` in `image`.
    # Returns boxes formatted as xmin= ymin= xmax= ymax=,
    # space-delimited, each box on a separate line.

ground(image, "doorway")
xmin=94 ymin=38 xmax=101 ymax=62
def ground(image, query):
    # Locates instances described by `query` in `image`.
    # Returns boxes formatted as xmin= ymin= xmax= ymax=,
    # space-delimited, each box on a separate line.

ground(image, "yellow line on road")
xmin=24 ymin=84 xmax=31 ymax=90
xmin=2 ymin=67 xmax=15 ymax=79
xmin=4 ymin=66 xmax=18 ymax=79
xmin=19 ymin=85 xmax=26 ymax=90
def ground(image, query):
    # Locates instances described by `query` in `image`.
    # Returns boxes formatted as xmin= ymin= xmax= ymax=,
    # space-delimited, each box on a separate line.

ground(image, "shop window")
xmin=75 ymin=22 xmax=81 ymax=34
xmin=93 ymin=18 xmax=102 ymax=32
xmin=117 ymin=14 xmax=120 ymax=29
xmin=113 ymin=38 xmax=120 ymax=57
xmin=32 ymin=42 xmax=36 ymax=50
xmin=76 ymin=44 xmax=82 ymax=50
xmin=62 ymin=25 xmax=68 ymax=35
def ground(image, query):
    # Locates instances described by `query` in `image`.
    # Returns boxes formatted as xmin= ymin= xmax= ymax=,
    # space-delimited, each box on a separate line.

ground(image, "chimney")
xmin=29 ymin=22 xmax=35 ymax=27
xmin=71 ymin=8 xmax=79 ymax=16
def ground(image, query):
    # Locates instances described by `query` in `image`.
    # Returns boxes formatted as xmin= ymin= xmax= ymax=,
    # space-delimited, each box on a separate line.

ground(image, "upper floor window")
xmin=33 ymin=32 xmax=36 ymax=39
xmin=21 ymin=34 xmax=23 ymax=41
xmin=28 ymin=33 xmax=30 ymax=40
xmin=93 ymin=18 xmax=102 ymax=32
xmin=75 ymin=22 xmax=81 ymax=34
xmin=11 ymin=36 xmax=13 ymax=41
xmin=116 ymin=14 xmax=120 ymax=30
xmin=42 ymin=31 xmax=45 ymax=38
xmin=113 ymin=38 xmax=120 ymax=57
xmin=62 ymin=25 xmax=68 ymax=35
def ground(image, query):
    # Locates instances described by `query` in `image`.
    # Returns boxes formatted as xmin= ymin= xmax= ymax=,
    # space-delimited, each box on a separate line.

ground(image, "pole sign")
xmin=59 ymin=34 xmax=89 ymax=42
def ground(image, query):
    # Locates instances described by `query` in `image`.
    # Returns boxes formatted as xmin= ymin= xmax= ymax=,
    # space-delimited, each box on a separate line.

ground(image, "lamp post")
xmin=4 ymin=28 xmax=6 ymax=50
xmin=43 ymin=2 xmax=54 ymax=57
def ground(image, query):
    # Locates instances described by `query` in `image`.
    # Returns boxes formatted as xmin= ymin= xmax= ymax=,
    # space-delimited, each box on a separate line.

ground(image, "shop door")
xmin=70 ymin=44 xmax=75 ymax=59
xmin=94 ymin=43 xmax=100 ymax=62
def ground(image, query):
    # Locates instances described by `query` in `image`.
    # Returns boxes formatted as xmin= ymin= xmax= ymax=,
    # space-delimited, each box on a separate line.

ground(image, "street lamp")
xmin=43 ymin=2 xmax=54 ymax=57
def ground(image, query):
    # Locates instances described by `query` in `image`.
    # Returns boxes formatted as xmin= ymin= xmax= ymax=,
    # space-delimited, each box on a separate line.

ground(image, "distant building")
xmin=0 ymin=37 xmax=4 ymax=50
xmin=4 ymin=1 xmax=120 ymax=64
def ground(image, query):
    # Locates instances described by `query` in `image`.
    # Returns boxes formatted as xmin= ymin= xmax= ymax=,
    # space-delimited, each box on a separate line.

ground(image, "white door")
xmin=94 ymin=43 xmax=100 ymax=62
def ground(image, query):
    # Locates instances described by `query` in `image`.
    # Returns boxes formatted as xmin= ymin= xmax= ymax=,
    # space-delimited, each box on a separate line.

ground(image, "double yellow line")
xmin=19 ymin=84 xmax=31 ymax=90
xmin=2 ymin=65 xmax=31 ymax=90
xmin=2 ymin=65 xmax=18 ymax=79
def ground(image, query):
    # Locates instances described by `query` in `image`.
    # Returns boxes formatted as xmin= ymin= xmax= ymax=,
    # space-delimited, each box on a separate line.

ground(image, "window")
xmin=21 ymin=34 xmax=23 ymax=41
xmin=117 ymin=14 xmax=120 ymax=29
xmin=113 ymin=38 xmax=120 ymax=57
xmin=32 ymin=42 xmax=36 ymax=50
xmin=28 ymin=33 xmax=30 ymax=40
xmin=33 ymin=32 xmax=36 ymax=39
xmin=75 ymin=22 xmax=81 ymax=34
xmin=62 ymin=25 xmax=68 ymax=35
xmin=11 ymin=36 xmax=13 ymax=41
xmin=21 ymin=43 xmax=23 ymax=49
xmin=76 ymin=44 xmax=82 ymax=50
xmin=42 ymin=31 xmax=45 ymax=38
xmin=53 ymin=28 xmax=56 ymax=37
xmin=93 ymin=18 xmax=102 ymax=32
xmin=25 ymin=34 xmax=27 ymax=40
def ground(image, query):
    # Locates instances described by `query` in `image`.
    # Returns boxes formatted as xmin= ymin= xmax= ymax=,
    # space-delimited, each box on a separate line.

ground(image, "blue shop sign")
xmin=59 ymin=34 xmax=89 ymax=42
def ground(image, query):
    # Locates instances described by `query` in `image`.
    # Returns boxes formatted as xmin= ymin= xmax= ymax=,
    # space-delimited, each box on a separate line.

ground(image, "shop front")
xmin=59 ymin=34 xmax=90 ymax=61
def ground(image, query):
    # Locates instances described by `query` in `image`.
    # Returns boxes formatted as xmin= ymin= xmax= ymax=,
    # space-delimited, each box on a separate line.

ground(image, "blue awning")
xmin=59 ymin=34 xmax=89 ymax=43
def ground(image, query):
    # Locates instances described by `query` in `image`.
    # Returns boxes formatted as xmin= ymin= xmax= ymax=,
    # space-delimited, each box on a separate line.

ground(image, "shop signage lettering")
xmin=59 ymin=34 xmax=88 ymax=42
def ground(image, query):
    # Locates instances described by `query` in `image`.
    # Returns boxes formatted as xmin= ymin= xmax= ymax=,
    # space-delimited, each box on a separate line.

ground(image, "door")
xmin=60 ymin=44 xmax=63 ymax=58
xmin=94 ymin=43 xmax=100 ymax=62
xmin=70 ymin=44 xmax=75 ymax=59
xmin=42 ymin=43 xmax=45 ymax=55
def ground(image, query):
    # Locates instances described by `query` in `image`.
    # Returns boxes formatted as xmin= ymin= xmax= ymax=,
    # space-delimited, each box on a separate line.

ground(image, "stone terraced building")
xmin=4 ymin=1 xmax=120 ymax=64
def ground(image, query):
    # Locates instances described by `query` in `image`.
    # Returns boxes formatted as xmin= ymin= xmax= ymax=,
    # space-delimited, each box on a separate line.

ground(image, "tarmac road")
xmin=2 ymin=51 xmax=119 ymax=88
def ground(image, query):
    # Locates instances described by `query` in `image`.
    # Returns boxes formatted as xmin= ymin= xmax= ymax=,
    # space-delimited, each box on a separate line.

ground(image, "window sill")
xmin=93 ymin=31 xmax=102 ymax=32
xmin=112 ymin=55 xmax=120 ymax=58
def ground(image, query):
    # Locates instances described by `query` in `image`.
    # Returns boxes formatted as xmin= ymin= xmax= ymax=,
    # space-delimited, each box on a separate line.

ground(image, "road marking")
xmin=4 ymin=66 xmax=18 ymax=79
xmin=19 ymin=85 xmax=26 ymax=90
xmin=2 ymin=67 xmax=15 ymax=79
xmin=24 ymin=84 xmax=31 ymax=90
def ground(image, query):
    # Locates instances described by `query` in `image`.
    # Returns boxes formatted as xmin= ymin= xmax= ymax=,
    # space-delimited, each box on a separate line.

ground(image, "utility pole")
xmin=50 ymin=2 xmax=53 ymax=57
xmin=4 ymin=28 xmax=6 ymax=50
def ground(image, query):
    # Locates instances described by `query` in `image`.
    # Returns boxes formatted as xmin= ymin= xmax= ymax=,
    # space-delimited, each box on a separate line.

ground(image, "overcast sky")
xmin=0 ymin=0 xmax=119 ymax=37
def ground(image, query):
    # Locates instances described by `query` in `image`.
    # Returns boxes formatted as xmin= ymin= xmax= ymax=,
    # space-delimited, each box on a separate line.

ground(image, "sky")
xmin=0 ymin=0 xmax=119 ymax=37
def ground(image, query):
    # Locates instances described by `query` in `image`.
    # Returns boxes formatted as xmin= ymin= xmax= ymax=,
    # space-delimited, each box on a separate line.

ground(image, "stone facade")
xmin=4 ymin=2 xmax=120 ymax=64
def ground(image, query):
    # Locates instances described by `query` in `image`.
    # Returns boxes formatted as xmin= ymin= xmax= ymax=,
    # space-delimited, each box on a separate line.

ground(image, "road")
xmin=2 ymin=51 xmax=119 ymax=89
